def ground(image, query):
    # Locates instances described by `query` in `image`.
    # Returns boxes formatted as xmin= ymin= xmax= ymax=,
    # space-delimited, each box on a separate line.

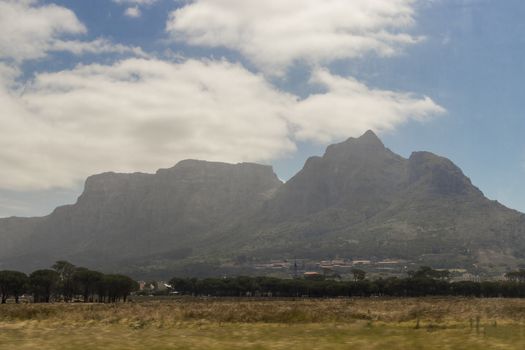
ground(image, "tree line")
xmin=168 ymin=267 xmax=525 ymax=298
xmin=0 ymin=261 xmax=138 ymax=303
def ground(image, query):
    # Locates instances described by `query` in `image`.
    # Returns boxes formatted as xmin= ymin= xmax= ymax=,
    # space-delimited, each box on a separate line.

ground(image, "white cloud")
xmin=50 ymin=38 xmax=148 ymax=57
xmin=0 ymin=0 xmax=146 ymax=62
xmin=0 ymin=0 xmax=445 ymax=194
xmin=113 ymin=0 xmax=158 ymax=17
xmin=113 ymin=0 xmax=158 ymax=5
xmin=290 ymin=69 xmax=445 ymax=142
xmin=167 ymin=0 xmax=421 ymax=73
xmin=0 ymin=59 xmax=295 ymax=190
xmin=124 ymin=6 xmax=141 ymax=18
xmin=0 ymin=58 xmax=443 ymax=190
xmin=0 ymin=0 xmax=86 ymax=61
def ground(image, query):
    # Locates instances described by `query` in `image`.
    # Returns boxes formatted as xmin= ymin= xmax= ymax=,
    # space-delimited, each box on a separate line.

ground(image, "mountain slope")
xmin=0 ymin=160 xmax=282 ymax=271
xmin=216 ymin=132 xmax=525 ymax=270
xmin=1 ymin=131 xmax=524 ymax=276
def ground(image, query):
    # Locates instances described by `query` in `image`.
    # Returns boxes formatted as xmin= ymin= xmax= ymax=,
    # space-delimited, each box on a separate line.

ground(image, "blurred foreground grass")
xmin=2 ymin=298 xmax=525 ymax=349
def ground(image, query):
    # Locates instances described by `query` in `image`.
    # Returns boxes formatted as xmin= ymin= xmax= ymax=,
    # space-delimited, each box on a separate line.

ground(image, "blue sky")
xmin=0 ymin=0 xmax=524 ymax=217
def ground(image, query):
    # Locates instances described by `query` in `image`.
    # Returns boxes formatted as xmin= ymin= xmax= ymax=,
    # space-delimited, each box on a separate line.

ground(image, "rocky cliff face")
xmin=265 ymin=131 xmax=407 ymax=221
xmin=230 ymin=131 xmax=525 ymax=270
xmin=0 ymin=160 xmax=282 ymax=271
xmin=1 ymin=131 xmax=524 ymax=276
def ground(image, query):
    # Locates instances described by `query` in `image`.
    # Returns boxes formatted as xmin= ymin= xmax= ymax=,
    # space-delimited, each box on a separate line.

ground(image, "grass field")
xmin=2 ymin=298 xmax=525 ymax=349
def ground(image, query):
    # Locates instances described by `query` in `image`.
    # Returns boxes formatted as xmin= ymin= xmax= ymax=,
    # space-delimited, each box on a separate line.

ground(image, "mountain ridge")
xmin=1 ymin=130 xmax=524 ymax=278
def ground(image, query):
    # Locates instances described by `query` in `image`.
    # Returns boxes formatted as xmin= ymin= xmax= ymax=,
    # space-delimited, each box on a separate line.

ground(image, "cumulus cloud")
xmin=0 ymin=58 xmax=443 ymax=190
xmin=167 ymin=0 xmax=421 ymax=73
xmin=50 ymin=38 xmax=148 ymax=57
xmin=0 ymin=0 xmax=86 ymax=61
xmin=0 ymin=0 xmax=445 ymax=195
xmin=0 ymin=0 xmax=145 ymax=62
xmin=124 ymin=6 xmax=141 ymax=18
xmin=113 ymin=0 xmax=158 ymax=5
xmin=291 ymin=69 xmax=445 ymax=143
xmin=0 ymin=59 xmax=295 ymax=190
xmin=113 ymin=0 xmax=158 ymax=17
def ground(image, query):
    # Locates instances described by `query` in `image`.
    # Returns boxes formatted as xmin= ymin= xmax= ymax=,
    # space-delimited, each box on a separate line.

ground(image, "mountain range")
xmin=1 ymin=131 xmax=524 ymax=278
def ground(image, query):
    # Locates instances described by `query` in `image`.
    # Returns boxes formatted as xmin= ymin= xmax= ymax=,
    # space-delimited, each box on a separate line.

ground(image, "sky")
xmin=0 ymin=0 xmax=524 ymax=217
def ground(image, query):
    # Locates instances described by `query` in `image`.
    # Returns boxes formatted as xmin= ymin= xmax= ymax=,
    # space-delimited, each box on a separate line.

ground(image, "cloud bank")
xmin=0 ymin=58 xmax=442 ymax=190
xmin=0 ymin=0 xmax=445 ymax=192
xmin=291 ymin=69 xmax=445 ymax=142
xmin=0 ymin=59 xmax=295 ymax=189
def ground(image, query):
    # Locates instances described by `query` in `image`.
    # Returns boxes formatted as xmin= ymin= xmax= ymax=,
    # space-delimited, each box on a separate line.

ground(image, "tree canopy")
xmin=0 ymin=261 xmax=138 ymax=304
xmin=0 ymin=270 xmax=28 ymax=304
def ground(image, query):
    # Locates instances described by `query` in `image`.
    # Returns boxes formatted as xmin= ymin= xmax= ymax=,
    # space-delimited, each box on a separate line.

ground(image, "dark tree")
xmin=169 ymin=277 xmax=197 ymax=295
xmin=408 ymin=266 xmax=450 ymax=280
xmin=0 ymin=270 xmax=28 ymax=304
xmin=160 ymin=274 xmax=525 ymax=299
xmin=29 ymin=269 xmax=59 ymax=303
xmin=103 ymin=274 xmax=138 ymax=302
xmin=351 ymin=268 xmax=366 ymax=282
xmin=73 ymin=268 xmax=103 ymax=303
xmin=505 ymin=269 xmax=525 ymax=282
xmin=52 ymin=261 xmax=77 ymax=302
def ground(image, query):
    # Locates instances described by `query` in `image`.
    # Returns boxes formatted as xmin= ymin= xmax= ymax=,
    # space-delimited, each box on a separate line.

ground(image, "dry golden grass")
xmin=2 ymin=298 xmax=525 ymax=349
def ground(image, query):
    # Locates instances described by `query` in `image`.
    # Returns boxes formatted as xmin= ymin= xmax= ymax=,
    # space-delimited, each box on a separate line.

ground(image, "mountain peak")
xmin=356 ymin=130 xmax=383 ymax=146
xmin=323 ymin=130 xmax=386 ymax=160
xmin=408 ymin=151 xmax=482 ymax=196
xmin=3 ymin=129 xmax=524 ymax=277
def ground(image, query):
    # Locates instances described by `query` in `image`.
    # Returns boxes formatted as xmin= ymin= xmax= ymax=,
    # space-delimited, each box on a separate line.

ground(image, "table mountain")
xmin=1 ymin=131 xmax=524 ymax=276
xmin=0 ymin=160 xmax=281 ymax=272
